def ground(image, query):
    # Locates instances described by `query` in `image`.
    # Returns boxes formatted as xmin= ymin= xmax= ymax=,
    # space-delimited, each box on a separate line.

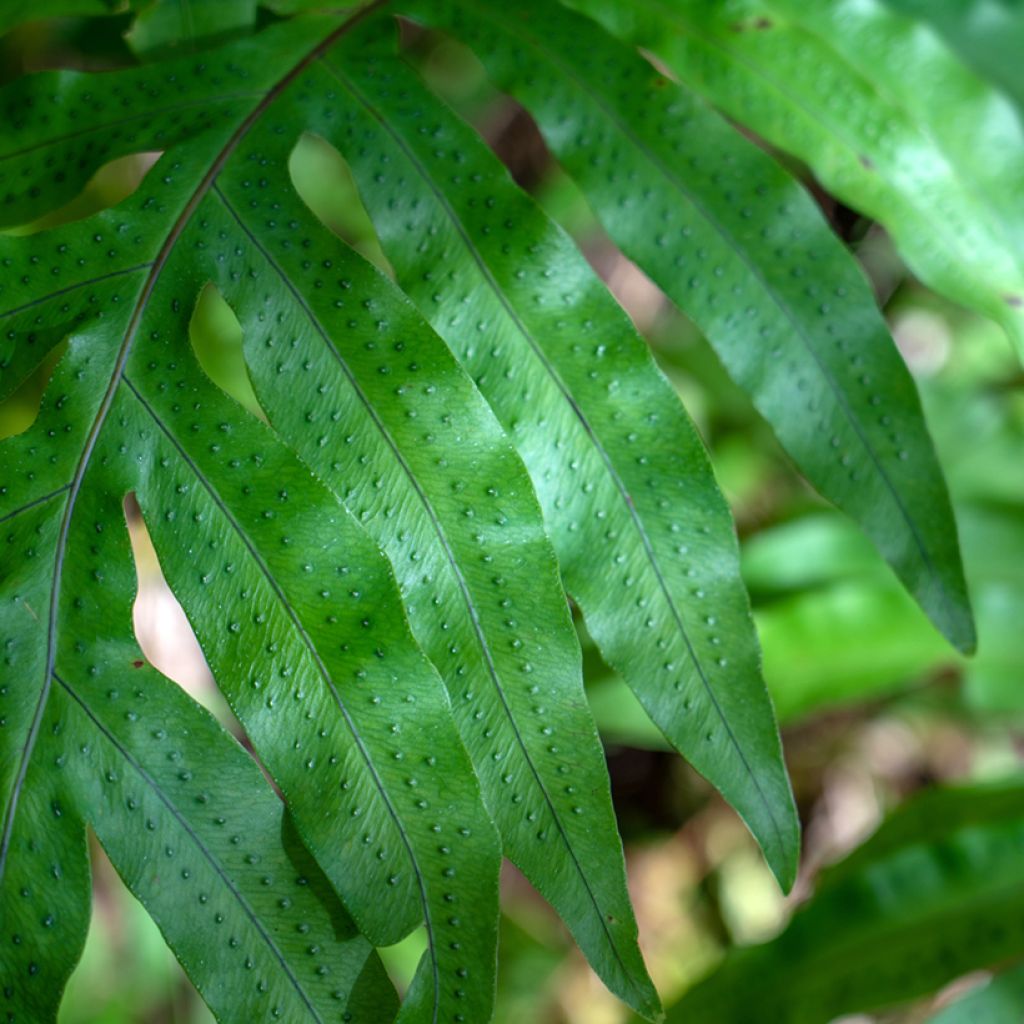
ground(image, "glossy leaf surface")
xmin=572 ymin=0 xmax=1024 ymax=359
xmin=0 ymin=2 xmax=994 ymax=1021
xmin=0 ymin=16 xmax=503 ymax=1023
xmin=195 ymin=61 xmax=660 ymax=1021
xmin=411 ymin=0 xmax=974 ymax=654
xmin=0 ymin=35 xmax=656 ymax=1018
xmin=315 ymin=16 xmax=797 ymax=894
xmin=1 ymin=655 xmax=396 ymax=1023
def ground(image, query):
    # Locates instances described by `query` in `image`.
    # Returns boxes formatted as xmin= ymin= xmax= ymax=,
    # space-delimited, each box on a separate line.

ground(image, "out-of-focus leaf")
xmin=669 ymin=779 xmax=1024 ymax=1023
xmin=410 ymin=0 xmax=975 ymax=655
xmin=571 ymin=0 xmax=1024 ymax=361
xmin=883 ymin=0 xmax=1024 ymax=114
xmin=957 ymin=505 xmax=1024 ymax=713
xmin=964 ymin=582 xmax=1024 ymax=713
xmin=741 ymin=514 xmax=879 ymax=596
xmin=0 ymin=1 xmax=119 ymax=36
xmin=758 ymin=580 xmax=950 ymax=722
xmin=746 ymin=504 xmax=1024 ymax=722
xmin=586 ymin=675 xmax=670 ymax=752
xmin=262 ymin=0 xmax=359 ymax=13
xmin=126 ymin=0 xmax=257 ymax=57
xmin=926 ymin=963 xmax=1024 ymax=1023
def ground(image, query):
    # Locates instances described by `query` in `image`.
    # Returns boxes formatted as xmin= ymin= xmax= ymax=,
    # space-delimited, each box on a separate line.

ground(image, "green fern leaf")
xmin=409 ymin=0 xmax=974 ymax=653
xmin=1 ymin=654 xmax=396 ymax=1022
xmin=0 ymin=3 xmax=804 ymax=1014
xmin=0 ymin=10 xmax=669 ymax=1017
xmin=0 ymin=15 xmax=503 ymax=1023
xmin=571 ymin=0 xmax=1024 ymax=360
xmin=183 ymin=68 xmax=663 ymax=1024
xmin=309 ymin=15 xmax=799 ymax=893
xmin=1 ymin=2 xmax=988 ymax=1020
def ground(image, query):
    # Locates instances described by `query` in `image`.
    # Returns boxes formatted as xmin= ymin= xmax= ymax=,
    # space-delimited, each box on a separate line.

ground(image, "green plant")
xmin=1 ymin=1 xmax=1018 ymax=1022
xmin=671 ymin=781 xmax=1024 ymax=1023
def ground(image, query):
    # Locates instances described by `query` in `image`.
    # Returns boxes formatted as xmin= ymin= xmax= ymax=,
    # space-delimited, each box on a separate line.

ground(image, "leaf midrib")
xmin=634 ymin=0 xmax=1022 ymax=287
xmin=120 ymin=370 xmax=438 ymax=980
xmin=0 ymin=483 xmax=70 ymax=527
xmin=0 ymin=0 xmax=396 ymax=903
xmin=468 ymin=0 xmax=952 ymax=636
xmin=53 ymin=670 xmax=329 ymax=1024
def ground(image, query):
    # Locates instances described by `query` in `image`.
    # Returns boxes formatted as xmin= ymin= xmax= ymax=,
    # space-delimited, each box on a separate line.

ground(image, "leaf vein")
xmin=468 ymin=0 xmax=948 ymax=633
xmin=0 ymin=263 xmax=153 ymax=321
xmin=120 ymin=370 xmax=438 ymax=988
xmin=52 ymin=669 xmax=329 ymax=1023
xmin=0 ymin=93 xmax=263 ymax=162
xmin=321 ymin=49 xmax=783 ymax=854
xmin=0 ymin=482 xmax=71 ymax=526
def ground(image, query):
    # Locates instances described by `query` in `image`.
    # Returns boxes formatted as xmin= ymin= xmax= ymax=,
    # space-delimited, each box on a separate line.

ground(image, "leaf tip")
xmin=632 ymin=980 xmax=665 ymax=1023
xmin=931 ymin=584 xmax=977 ymax=657
xmin=763 ymin=794 xmax=802 ymax=895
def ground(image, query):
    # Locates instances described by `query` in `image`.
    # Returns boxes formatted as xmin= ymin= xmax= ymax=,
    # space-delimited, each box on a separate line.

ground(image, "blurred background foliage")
xmin=2 ymin=5 xmax=1023 ymax=1023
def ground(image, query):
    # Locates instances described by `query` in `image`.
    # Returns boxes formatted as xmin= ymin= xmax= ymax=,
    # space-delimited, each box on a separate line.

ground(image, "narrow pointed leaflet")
xmin=569 ymin=0 xmax=1024 ymax=358
xmin=200 ymin=106 xmax=661 ymax=1021
xmin=305 ymin=14 xmax=799 ymax=892
xmin=407 ymin=0 xmax=974 ymax=655
xmin=0 ymin=28 xmax=658 ymax=1015
xmin=0 ymin=12 xmax=503 ymax=1024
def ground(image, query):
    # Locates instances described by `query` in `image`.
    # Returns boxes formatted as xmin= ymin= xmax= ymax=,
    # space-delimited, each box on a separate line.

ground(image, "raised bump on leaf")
xmin=401 ymin=0 xmax=974 ymax=657
xmin=312 ymin=14 xmax=798 ymax=893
